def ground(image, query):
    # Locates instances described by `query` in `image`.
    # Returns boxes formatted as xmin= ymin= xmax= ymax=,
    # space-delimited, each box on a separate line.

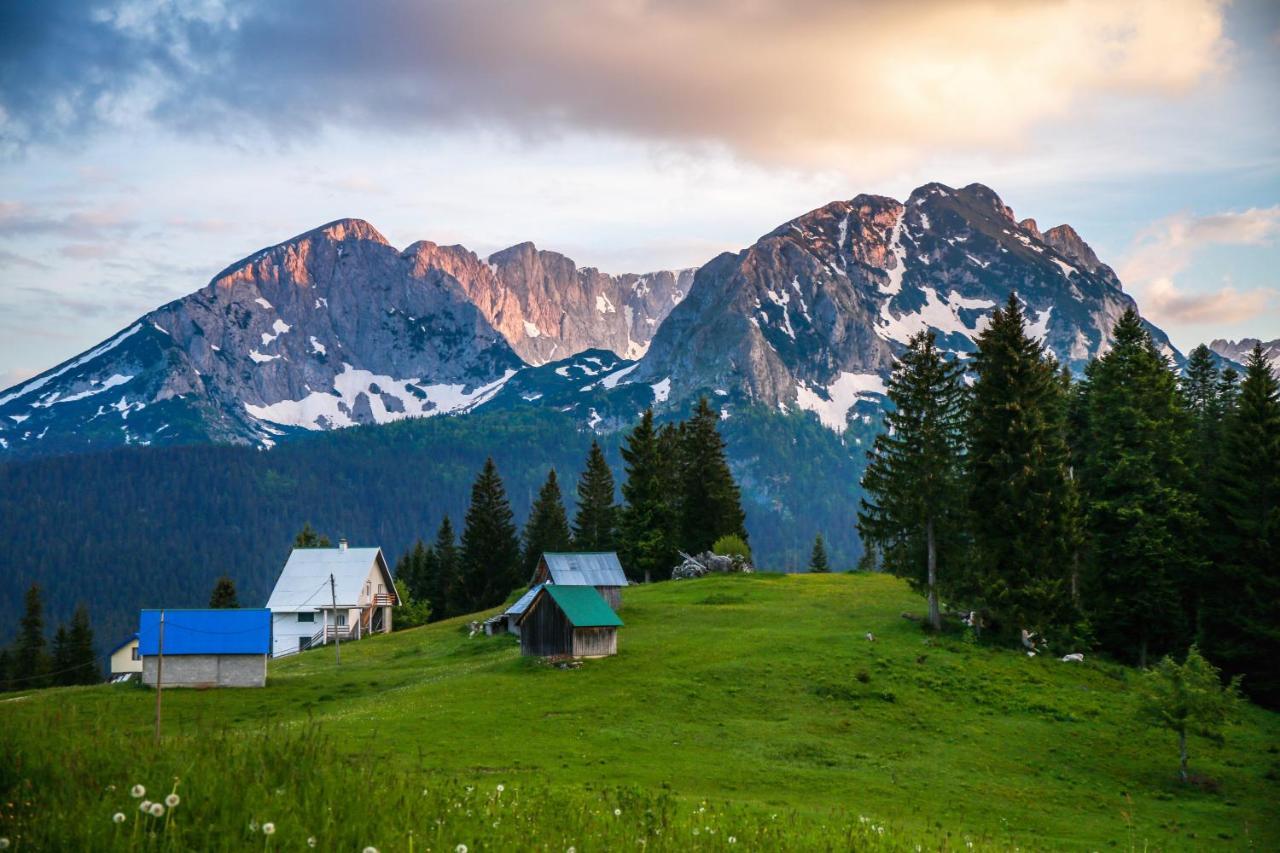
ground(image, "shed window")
xmin=297 ymin=612 xmax=315 ymax=623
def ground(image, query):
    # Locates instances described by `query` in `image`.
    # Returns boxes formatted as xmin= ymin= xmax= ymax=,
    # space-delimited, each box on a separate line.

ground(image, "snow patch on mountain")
xmin=794 ymin=372 xmax=887 ymax=433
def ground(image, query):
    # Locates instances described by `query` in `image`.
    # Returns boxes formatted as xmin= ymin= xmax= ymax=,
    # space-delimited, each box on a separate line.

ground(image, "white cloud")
xmin=1120 ymin=207 xmax=1280 ymax=324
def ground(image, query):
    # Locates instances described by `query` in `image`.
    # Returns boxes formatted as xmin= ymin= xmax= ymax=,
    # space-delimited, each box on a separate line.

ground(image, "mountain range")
xmin=0 ymin=181 xmax=1179 ymax=458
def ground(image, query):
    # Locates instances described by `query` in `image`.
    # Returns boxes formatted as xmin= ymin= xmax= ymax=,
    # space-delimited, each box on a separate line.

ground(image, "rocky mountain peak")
xmin=1043 ymin=224 xmax=1104 ymax=274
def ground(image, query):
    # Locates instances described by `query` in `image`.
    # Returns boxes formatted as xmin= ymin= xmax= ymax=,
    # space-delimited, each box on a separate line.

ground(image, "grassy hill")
xmin=2 ymin=573 xmax=1277 ymax=851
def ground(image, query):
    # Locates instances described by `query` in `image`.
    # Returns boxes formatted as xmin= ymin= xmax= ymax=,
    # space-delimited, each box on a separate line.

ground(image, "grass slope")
xmin=3 ymin=573 xmax=1278 ymax=850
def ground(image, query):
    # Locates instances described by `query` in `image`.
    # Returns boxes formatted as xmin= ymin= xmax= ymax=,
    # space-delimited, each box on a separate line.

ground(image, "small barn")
xmin=108 ymin=633 xmax=141 ymax=683
xmin=516 ymin=585 xmax=623 ymax=658
xmin=496 ymin=584 xmax=544 ymax=637
xmin=532 ymin=552 xmax=628 ymax=609
xmin=139 ymin=608 xmax=272 ymax=688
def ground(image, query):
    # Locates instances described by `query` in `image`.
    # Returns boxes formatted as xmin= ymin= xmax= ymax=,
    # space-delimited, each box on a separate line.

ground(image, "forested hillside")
xmin=0 ymin=405 xmax=874 ymax=649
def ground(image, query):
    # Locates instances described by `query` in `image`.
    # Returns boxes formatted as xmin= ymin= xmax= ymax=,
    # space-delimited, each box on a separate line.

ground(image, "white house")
xmin=266 ymin=540 xmax=398 ymax=657
xmin=108 ymin=633 xmax=141 ymax=682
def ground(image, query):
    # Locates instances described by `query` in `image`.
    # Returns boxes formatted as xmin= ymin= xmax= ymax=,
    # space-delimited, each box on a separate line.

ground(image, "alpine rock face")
xmin=1209 ymin=338 xmax=1280 ymax=372
xmin=0 ymin=219 xmax=524 ymax=457
xmin=409 ymin=240 xmax=692 ymax=365
xmin=632 ymin=182 xmax=1179 ymax=433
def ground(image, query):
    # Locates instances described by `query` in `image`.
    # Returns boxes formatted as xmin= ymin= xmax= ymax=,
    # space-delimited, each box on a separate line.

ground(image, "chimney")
xmin=339 ymin=538 xmax=348 ymax=552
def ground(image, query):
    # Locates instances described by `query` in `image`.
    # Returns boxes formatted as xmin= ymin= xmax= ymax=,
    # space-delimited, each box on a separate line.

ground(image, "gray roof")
xmin=266 ymin=547 xmax=390 ymax=612
xmin=541 ymin=552 xmax=628 ymax=588
xmin=504 ymin=583 xmax=545 ymax=617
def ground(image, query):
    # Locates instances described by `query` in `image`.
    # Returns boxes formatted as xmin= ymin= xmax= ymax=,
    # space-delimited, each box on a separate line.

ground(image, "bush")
xmin=712 ymin=534 xmax=751 ymax=561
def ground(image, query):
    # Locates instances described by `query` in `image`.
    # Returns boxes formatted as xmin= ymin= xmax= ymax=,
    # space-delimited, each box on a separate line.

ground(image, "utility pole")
xmin=154 ymin=609 xmax=165 ymax=746
xmin=330 ymin=573 xmax=340 ymax=665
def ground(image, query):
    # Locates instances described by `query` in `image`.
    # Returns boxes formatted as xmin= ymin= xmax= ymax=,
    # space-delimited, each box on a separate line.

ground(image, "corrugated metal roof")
xmin=541 ymin=552 xmax=628 ymax=588
xmin=138 ymin=609 xmax=272 ymax=656
xmin=544 ymin=585 xmax=623 ymax=627
xmin=266 ymin=547 xmax=390 ymax=612
xmin=109 ymin=632 xmax=138 ymax=655
xmin=505 ymin=584 xmax=544 ymax=617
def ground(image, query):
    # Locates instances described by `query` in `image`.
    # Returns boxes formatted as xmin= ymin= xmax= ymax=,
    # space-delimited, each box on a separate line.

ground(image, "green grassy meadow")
xmin=2 ymin=573 xmax=1278 ymax=851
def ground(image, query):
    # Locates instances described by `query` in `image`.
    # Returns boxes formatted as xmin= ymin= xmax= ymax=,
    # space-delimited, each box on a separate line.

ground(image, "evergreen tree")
xmin=294 ymin=523 xmax=332 ymax=548
xmin=620 ymin=409 xmax=676 ymax=582
xmin=572 ymin=440 xmax=619 ymax=551
xmin=12 ymin=584 xmax=48 ymax=688
xmin=522 ymin=469 xmax=573 ymax=575
xmin=809 ymin=533 xmax=830 ymax=573
xmin=858 ymin=331 xmax=968 ymax=630
xmin=455 ymin=459 xmax=522 ymax=614
xmin=1202 ymin=344 xmax=1280 ymax=706
xmin=429 ymin=517 xmax=460 ymax=621
xmin=209 ymin=576 xmax=240 ymax=608
xmin=1077 ymin=310 xmax=1200 ymax=666
xmin=679 ymin=397 xmax=748 ymax=554
xmin=966 ymin=294 xmax=1080 ymax=641
xmin=67 ymin=604 xmax=98 ymax=684
xmin=51 ymin=623 xmax=73 ymax=686
xmin=0 ymin=648 xmax=11 ymax=692
xmin=1137 ymin=646 xmax=1242 ymax=782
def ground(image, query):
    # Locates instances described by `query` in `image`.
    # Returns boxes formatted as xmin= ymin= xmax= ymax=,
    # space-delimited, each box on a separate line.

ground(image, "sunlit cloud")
xmin=1119 ymin=206 xmax=1280 ymax=324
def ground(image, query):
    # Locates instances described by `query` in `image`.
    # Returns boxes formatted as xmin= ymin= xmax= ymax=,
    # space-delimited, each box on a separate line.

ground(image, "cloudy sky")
xmin=1 ymin=0 xmax=1277 ymax=387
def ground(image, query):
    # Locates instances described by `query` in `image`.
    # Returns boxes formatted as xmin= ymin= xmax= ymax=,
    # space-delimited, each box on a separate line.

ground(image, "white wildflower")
xmin=729 ymin=837 xmax=737 ymax=845
xmin=262 ymin=822 xmax=276 ymax=836
xmin=567 ymin=847 xmax=576 ymax=853
xmin=693 ymin=828 xmax=701 ymax=836
xmin=307 ymin=838 xmax=317 ymax=849
xmin=165 ymin=793 xmax=180 ymax=808
xmin=149 ymin=803 xmax=165 ymax=817
xmin=362 ymin=847 xmax=379 ymax=853
xmin=614 ymin=808 xmax=621 ymax=817
xmin=496 ymin=784 xmax=505 ymax=793
xmin=456 ymin=845 xmax=468 ymax=853
xmin=112 ymin=813 xmax=126 ymax=824
xmin=0 ymin=838 xmax=9 ymax=850
xmin=131 ymin=784 xmax=146 ymax=798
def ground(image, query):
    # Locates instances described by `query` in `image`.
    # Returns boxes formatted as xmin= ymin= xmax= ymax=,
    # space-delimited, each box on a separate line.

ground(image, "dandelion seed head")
xmin=112 ymin=813 xmax=126 ymax=824
xmin=139 ymin=801 xmax=152 ymax=812
xmin=307 ymin=838 xmax=317 ymax=848
xmin=362 ymin=847 xmax=378 ymax=853
xmin=496 ymin=784 xmax=504 ymax=793
xmin=149 ymin=803 xmax=165 ymax=817
xmin=165 ymin=794 xmax=180 ymax=808
xmin=693 ymin=828 xmax=701 ymax=836
xmin=262 ymin=822 xmax=276 ymax=835
xmin=729 ymin=837 xmax=737 ymax=845
xmin=131 ymin=785 xmax=146 ymax=798
xmin=0 ymin=838 xmax=9 ymax=850
xmin=567 ymin=847 xmax=576 ymax=853
xmin=614 ymin=808 xmax=621 ymax=817
xmin=456 ymin=844 xmax=468 ymax=853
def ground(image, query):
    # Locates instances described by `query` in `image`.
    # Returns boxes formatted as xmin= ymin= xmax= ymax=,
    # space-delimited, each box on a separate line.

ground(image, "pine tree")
xmin=1077 ymin=309 xmax=1200 ymax=666
xmin=679 ymin=397 xmax=748 ymax=554
xmin=51 ymin=623 xmax=73 ymax=686
xmin=966 ymin=293 xmax=1080 ymax=641
xmin=522 ymin=469 xmax=573 ymax=575
xmin=67 ymin=604 xmax=97 ymax=684
xmin=13 ymin=584 xmax=48 ymax=688
xmin=455 ymin=459 xmax=522 ymax=614
xmin=858 ymin=331 xmax=968 ymax=630
xmin=209 ymin=576 xmax=240 ymax=608
xmin=294 ymin=523 xmax=332 ymax=548
xmin=397 ymin=540 xmax=433 ymax=603
xmin=429 ymin=517 xmax=460 ymax=620
xmin=809 ymin=533 xmax=830 ymax=573
xmin=620 ymin=409 xmax=676 ymax=582
xmin=1203 ymin=344 xmax=1280 ymax=706
xmin=572 ymin=440 xmax=619 ymax=551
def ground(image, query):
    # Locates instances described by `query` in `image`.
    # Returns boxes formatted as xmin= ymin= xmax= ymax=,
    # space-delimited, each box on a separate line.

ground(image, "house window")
xmin=337 ymin=613 xmax=348 ymax=627
xmin=297 ymin=612 xmax=315 ymax=623
xmin=131 ymin=647 xmax=140 ymax=661
xmin=378 ymin=583 xmax=384 ymax=594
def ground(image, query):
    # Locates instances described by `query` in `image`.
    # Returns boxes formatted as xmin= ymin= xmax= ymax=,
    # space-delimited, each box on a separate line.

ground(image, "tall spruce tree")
xmin=1077 ymin=310 xmax=1200 ymax=666
xmin=680 ymin=397 xmax=748 ymax=554
xmin=51 ymin=624 xmax=73 ymax=686
xmin=809 ymin=533 xmax=830 ymax=573
xmin=966 ymin=294 xmax=1080 ymax=641
xmin=858 ymin=331 xmax=968 ymax=630
xmin=1203 ymin=344 xmax=1280 ymax=706
xmin=13 ymin=584 xmax=48 ymax=688
xmin=66 ymin=604 xmax=97 ymax=684
xmin=393 ymin=540 xmax=433 ymax=603
xmin=456 ymin=459 xmax=522 ymax=614
xmin=522 ymin=469 xmax=573 ymax=575
xmin=620 ymin=409 xmax=676 ymax=582
xmin=209 ymin=576 xmax=240 ymax=608
xmin=429 ymin=517 xmax=460 ymax=620
xmin=572 ymin=441 xmax=619 ymax=551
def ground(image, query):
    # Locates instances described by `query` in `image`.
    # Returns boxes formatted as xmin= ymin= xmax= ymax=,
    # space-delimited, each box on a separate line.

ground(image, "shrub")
xmin=712 ymin=534 xmax=751 ymax=561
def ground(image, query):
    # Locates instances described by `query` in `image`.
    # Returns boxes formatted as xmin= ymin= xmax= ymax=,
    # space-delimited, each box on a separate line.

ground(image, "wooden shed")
xmin=531 ymin=552 xmax=628 ymax=609
xmin=516 ymin=585 xmax=623 ymax=658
